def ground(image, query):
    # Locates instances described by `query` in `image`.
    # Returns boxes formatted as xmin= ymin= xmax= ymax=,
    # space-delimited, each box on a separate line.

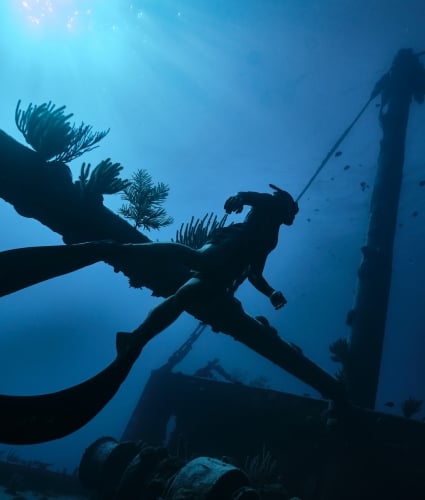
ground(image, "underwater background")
xmin=0 ymin=0 xmax=424 ymax=478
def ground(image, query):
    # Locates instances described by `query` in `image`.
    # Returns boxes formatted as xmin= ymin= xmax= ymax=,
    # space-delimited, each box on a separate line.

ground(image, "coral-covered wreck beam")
xmin=0 ymin=129 xmax=147 ymax=245
xmin=0 ymin=129 xmax=186 ymax=297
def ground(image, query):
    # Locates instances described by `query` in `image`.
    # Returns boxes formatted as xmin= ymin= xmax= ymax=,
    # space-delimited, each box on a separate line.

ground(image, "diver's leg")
xmin=116 ymin=278 xmax=209 ymax=359
xmin=130 ymin=242 xmax=231 ymax=272
xmin=93 ymin=241 xmax=207 ymax=270
xmin=73 ymin=240 xmax=231 ymax=276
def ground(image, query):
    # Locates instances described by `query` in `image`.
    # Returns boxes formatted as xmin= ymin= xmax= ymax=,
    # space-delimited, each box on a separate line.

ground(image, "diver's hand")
xmin=270 ymin=290 xmax=287 ymax=310
xmin=224 ymin=195 xmax=244 ymax=214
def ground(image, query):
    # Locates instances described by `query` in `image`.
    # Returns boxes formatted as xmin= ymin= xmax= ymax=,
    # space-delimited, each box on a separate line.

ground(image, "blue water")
xmin=0 ymin=0 xmax=424 ymax=474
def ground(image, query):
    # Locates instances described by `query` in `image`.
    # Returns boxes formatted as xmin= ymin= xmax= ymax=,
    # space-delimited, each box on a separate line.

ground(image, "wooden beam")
xmin=347 ymin=49 xmax=425 ymax=407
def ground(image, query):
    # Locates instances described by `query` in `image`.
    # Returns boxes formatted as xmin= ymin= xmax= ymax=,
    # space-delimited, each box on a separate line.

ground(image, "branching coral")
xmin=77 ymin=159 xmax=130 ymax=197
xmin=174 ymin=212 xmax=228 ymax=249
xmin=119 ymin=168 xmax=173 ymax=230
xmin=15 ymin=100 xmax=109 ymax=163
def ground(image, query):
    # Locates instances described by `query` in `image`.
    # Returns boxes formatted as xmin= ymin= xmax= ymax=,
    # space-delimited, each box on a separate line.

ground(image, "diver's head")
xmin=269 ymin=183 xmax=299 ymax=225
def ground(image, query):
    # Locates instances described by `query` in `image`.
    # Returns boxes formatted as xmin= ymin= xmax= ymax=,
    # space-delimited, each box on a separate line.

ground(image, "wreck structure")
xmin=0 ymin=48 xmax=424 ymax=499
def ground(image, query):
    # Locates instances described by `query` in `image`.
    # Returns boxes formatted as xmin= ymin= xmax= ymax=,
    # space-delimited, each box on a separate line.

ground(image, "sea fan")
xmin=77 ymin=159 xmax=130 ymax=197
xmin=174 ymin=212 xmax=228 ymax=249
xmin=15 ymin=100 xmax=109 ymax=163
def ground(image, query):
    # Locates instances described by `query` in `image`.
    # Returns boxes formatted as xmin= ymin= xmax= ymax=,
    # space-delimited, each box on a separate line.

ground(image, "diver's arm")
xmin=247 ymin=257 xmax=287 ymax=309
xmin=224 ymin=192 xmax=273 ymax=214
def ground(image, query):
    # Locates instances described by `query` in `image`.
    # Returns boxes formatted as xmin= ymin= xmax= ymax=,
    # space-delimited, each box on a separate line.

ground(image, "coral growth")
xmin=329 ymin=337 xmax=351 ymax=381
xmin=243 ymin=444 xmax=279 ymax=487
xmin=15 ymin=100 xmax=109 ymax=163
xmin=175 ymin=212 xmax=228 ymax=249
xmin=77 ymin=159 xmax=130 ymax=198
xmin=119 ymin=168 xmax=173 ymax=230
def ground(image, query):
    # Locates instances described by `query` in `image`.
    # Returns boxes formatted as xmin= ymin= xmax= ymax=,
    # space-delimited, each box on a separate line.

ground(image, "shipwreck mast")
xmin=347 ymin=49 xmax=425 ymax=408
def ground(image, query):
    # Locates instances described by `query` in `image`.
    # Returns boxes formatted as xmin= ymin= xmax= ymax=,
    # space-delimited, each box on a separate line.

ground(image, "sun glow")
xmin=16 ymin=0 xmax=94 ymax=32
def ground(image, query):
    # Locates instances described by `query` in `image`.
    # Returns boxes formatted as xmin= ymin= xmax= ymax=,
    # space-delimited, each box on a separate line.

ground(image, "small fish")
xmin=343 ymin=165 xmax=350 ymax=170
xmin=412 ymin=211 xmax=419 ymax=217
xmin=419 ymin=180 xmax=425 ymax=187
xmin=384 ymin=401 xmax=395 ymax=408
xmin=335 ymin=151 xmax=342 ymax=157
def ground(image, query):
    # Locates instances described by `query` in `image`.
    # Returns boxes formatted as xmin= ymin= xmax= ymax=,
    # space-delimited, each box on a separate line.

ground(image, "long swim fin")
xmin=0 ymin=244 xmax=105 ymax=297
xmin=0 ymin=349 xmax=137 ymax=444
